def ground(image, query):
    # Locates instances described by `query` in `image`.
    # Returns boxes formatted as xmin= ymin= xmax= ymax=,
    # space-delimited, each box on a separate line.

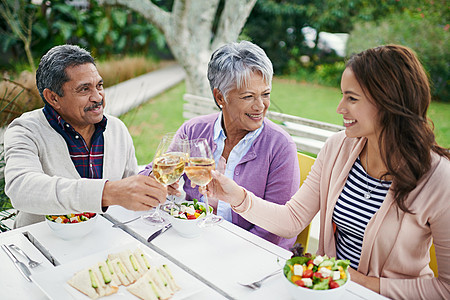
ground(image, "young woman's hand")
xmin=200 ymin=170 xmax=246 ymax=206
xmin=348 ymin=268 xmax=380 ymax=294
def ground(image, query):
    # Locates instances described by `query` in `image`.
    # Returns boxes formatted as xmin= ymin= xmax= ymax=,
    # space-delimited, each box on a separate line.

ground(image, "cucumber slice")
xmin=89 ymin=269 xmax=98 ymax=288
xmin=99 ymin=265 xmax=112 ymax=284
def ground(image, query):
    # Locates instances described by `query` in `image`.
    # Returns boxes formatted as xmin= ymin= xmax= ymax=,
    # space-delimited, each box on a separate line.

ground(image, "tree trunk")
xmin=102 ymin=0 xmax=256 ymax=97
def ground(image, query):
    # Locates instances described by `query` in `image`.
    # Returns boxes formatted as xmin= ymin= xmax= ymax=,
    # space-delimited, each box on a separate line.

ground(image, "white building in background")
xmin=31 ymin=0 xmax=90 ymax=10
xmin=302 ymin=26 xmax=349 ymax=57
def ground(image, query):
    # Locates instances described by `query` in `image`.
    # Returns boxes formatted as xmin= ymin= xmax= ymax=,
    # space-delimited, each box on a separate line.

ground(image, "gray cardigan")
xmin=4 ymin=109 xmax=138 ymax=227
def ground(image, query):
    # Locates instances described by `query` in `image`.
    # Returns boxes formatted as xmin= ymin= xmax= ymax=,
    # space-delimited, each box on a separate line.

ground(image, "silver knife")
xmin=147 ymin=223 xmax=172 ymax=242
xmin=1 ymin=244 xmax=32 ymax=282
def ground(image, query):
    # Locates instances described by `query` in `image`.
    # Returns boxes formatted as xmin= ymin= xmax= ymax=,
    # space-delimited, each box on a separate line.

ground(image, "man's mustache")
xmin=84 ymin=99 xmax=104 ymax=112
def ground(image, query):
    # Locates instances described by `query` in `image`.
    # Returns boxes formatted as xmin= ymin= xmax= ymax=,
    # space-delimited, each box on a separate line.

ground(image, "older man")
xmin=4 ymin=45 xmax=166 ymax=228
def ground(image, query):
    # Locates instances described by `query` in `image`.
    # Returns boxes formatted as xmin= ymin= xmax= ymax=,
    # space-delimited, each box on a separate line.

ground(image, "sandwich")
xmin=67 ymin=247 xmax=179 ymax=299
xmin=127 ymin=266 xmax=179 ymax=300
xmin=108 ymin=249 xmax=143 ymax=281
xmin=67 ymin=265 xmax=119 ymax=299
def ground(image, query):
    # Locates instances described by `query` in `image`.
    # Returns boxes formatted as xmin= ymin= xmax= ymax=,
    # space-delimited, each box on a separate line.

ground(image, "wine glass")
xmin=161 ymin=134 xmax=189 ymax=212
xmin=185 ymin=138 xmax=223 ymax=227
xmin=143 ymin=133 xmax=187 ymax=225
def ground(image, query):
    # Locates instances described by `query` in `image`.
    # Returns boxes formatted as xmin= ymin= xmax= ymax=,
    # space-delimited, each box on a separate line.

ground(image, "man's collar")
xmin=43 ymin=104 xmax=107 ymax=131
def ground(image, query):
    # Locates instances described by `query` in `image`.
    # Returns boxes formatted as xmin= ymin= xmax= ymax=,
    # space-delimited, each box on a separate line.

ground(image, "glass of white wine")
xmin=144 ymin=133 xmax=187 ymax=225
xmin=185 ymin=138 xmax=223 ymax=227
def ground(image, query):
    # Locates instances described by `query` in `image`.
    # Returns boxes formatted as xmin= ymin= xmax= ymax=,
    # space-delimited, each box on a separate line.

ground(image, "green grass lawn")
xmin=120 ymin=83 xmax=187 ymax=165
xmin=120 ymin=79 xmax=450 ymax=165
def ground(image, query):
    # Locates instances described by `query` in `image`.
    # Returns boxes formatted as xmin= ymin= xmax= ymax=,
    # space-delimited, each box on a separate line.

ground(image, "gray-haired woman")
xmin=140 ymin=41 xmax=300 ymax=249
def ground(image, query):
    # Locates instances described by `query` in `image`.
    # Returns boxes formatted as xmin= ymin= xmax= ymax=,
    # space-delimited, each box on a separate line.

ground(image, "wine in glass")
xmin=185 ymin=138 xmax=223 ymax=227
xmin=143 ymin=133 xmax=187 ymax=225
xmin=160 ymin=134 xmax=189 ymax=212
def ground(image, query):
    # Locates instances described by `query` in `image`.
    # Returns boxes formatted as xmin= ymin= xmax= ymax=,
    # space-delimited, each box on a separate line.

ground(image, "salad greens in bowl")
xmin=283 ymin=245 xmax=350 ymax=300
xmin=165 ymin=199 xmax=212 ymax=238
xmin=45 ymin=212 xmax=98 ymax=240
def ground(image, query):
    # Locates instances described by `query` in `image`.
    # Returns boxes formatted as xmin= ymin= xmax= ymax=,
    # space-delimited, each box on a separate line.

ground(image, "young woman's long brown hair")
xmin=346 ymin=45 xmax=449 ymax=213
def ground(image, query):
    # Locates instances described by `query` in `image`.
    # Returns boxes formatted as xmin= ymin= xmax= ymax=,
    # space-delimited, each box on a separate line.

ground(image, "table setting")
xmin=0 ymin=202 xmax=390 ymax=300
xmin=0 ymin=133 xmax=390 ymax=299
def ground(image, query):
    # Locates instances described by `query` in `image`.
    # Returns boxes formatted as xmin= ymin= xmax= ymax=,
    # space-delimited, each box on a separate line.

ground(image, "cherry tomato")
xmin=186 ymin=214 xmax=196 ymax=220
xmin=329 ymin=281 xmax=340 ymax=289
xmin=63 ymin=218 xmax=69 ymax=223
xmin=307 ymin=259 xmax=314 ymax=266
xmin=302 ymin=269 xmax=313 ymax=278
xmin=313 ymin=272 xmax=322 ymax=279
xmin=295 ymin=280 xmax=305 ymax=287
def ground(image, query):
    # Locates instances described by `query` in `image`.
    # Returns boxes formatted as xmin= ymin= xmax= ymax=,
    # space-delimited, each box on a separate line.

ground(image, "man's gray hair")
xmin=207 ymin=41 xmax=273 ymax=107
xmin=36 ymin=44 xmax=95 ymax=104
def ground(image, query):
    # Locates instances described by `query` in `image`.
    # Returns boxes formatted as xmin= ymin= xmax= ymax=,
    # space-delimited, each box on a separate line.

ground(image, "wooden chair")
xmin=295 ymin=153 xmax=316 ymax=253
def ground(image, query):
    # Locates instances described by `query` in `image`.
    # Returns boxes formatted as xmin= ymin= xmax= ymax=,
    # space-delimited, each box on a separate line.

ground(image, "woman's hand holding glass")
xmin=185 ymin=138 xmax=223 ymax=227
xmin=201 ymin=170 xmax=247 ymax=207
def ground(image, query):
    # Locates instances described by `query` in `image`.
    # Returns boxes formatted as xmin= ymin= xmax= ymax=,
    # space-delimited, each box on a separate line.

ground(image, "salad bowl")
xmin=165 ymin=200 xmax=212 ymax=238
xmin=45 ymin=212 xmax=98 ymax=240
xmin=283 ymin=254 xmax=351 ymax=300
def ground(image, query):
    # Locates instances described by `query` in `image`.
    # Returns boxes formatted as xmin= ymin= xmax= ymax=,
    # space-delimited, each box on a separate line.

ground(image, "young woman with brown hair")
xmin=204 ymin=45 xmax=450 ymax=299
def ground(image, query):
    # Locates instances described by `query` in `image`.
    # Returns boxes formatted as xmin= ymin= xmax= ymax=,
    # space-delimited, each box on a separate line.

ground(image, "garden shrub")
xmin=346 ymin=11 xmax=449 ymax=102
xmin=315 ymin=61 xmax=346 ymax=87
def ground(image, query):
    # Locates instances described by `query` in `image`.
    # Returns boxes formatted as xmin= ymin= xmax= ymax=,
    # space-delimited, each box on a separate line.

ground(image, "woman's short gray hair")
xmin=36 ymin=44 xmax=95 ymax=104
xmin=207 ymin=41 xmax=273 ymax=105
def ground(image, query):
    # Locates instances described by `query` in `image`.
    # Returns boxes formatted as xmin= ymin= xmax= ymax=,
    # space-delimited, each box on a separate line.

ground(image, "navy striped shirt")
xmin=43 ymin=105 xmax=106 ymax=179
xmin=332 ymin=157 xmax=391 ymax=269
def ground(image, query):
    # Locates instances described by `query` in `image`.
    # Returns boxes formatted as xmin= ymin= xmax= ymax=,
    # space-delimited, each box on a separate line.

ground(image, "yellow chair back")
xmin=430 ymin=243 xmax=438 ymax=277
xmin=295 ymin=153 xmax=316 ymax=253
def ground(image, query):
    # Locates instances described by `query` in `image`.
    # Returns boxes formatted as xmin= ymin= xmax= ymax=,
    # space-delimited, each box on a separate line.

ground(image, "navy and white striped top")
xmin=332 ymin=157 xmax=391 ymax=269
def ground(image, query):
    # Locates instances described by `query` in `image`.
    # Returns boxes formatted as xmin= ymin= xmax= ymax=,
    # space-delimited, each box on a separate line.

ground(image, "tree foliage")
xmin=243 ymin=0 xmax=408 ymax=75
xmin=347 ymin=0 xmax=449 ymax=101
xmin=102 ymin=0 xmax=257 ymax=97
xmin=0 ymin=0 xmax=170 ymax=71
xmin=0 ymin=0 xmax=36 ymax=72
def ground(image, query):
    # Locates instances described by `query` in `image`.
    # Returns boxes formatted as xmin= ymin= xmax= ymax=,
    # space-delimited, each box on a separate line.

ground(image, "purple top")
xmin=140 ymin=113 xmax=300 ymax=249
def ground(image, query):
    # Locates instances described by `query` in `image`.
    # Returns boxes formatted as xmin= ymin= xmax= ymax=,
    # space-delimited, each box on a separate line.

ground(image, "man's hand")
xmin=102 ymin=175 xmax=167 ymax=210
xmin=167 ymin=180 xmax=182 ymax=197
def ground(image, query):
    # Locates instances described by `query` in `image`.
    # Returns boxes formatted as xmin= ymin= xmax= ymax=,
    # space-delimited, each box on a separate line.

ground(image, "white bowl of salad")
xmin=165 ymin=199 xmax=212 ymax=238
xmin=45 ymin=212 xmax=98 ymax=240
xmin=283 ymin=252 xmax=351 ymax=300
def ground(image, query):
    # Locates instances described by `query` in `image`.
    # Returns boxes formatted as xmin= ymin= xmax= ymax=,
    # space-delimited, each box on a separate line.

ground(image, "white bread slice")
xmin=67 ymin=269 xmax=99 ymax=299
xmin=126 ymin=271 xmax=159 ymax=300
xmin=127 ymin=251 xmax=147 ymax=277
xmin=109 ymin=250 xmax=139 ymax=281
xmin=103 ymin=259 xmax=121 ymax=286
xmin=94 ymin=262 xmax=119 ymax=296
xmin=111 ymin=258 xmax=133 ymax=286
xmin=159 ymin=264 xmax=181 ymax=292
xmin=148 ymin=268 xmax=172 ymax=299
xmin=133 ymin=248 xmax=152 ymax=273
xmin=91 ymin=267 xmax=106 ymax=297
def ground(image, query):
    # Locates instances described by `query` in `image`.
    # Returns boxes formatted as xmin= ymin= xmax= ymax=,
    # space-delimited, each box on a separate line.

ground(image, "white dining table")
xmin=0 ymin=206 xmax=390 ymax=300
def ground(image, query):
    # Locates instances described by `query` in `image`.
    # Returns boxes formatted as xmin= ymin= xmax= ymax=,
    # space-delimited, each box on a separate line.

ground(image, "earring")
xmin=219 ymin=104 xmax=223 ymax=109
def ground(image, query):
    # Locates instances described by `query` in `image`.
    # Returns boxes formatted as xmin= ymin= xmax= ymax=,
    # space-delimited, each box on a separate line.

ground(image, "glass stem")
xmin=150 ymin=203 xmax=162 ymax=217
xmin=203 ymin=186 xmax=210 ymax=218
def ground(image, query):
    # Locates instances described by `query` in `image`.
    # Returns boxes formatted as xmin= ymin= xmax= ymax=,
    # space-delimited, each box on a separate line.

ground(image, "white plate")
xmin=32 ymin=241 xmax=204 ymax=299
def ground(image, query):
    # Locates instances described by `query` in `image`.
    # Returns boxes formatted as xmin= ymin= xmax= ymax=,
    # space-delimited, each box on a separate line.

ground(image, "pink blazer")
xmin=233 ymin=131 xmax=450 ymax=299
